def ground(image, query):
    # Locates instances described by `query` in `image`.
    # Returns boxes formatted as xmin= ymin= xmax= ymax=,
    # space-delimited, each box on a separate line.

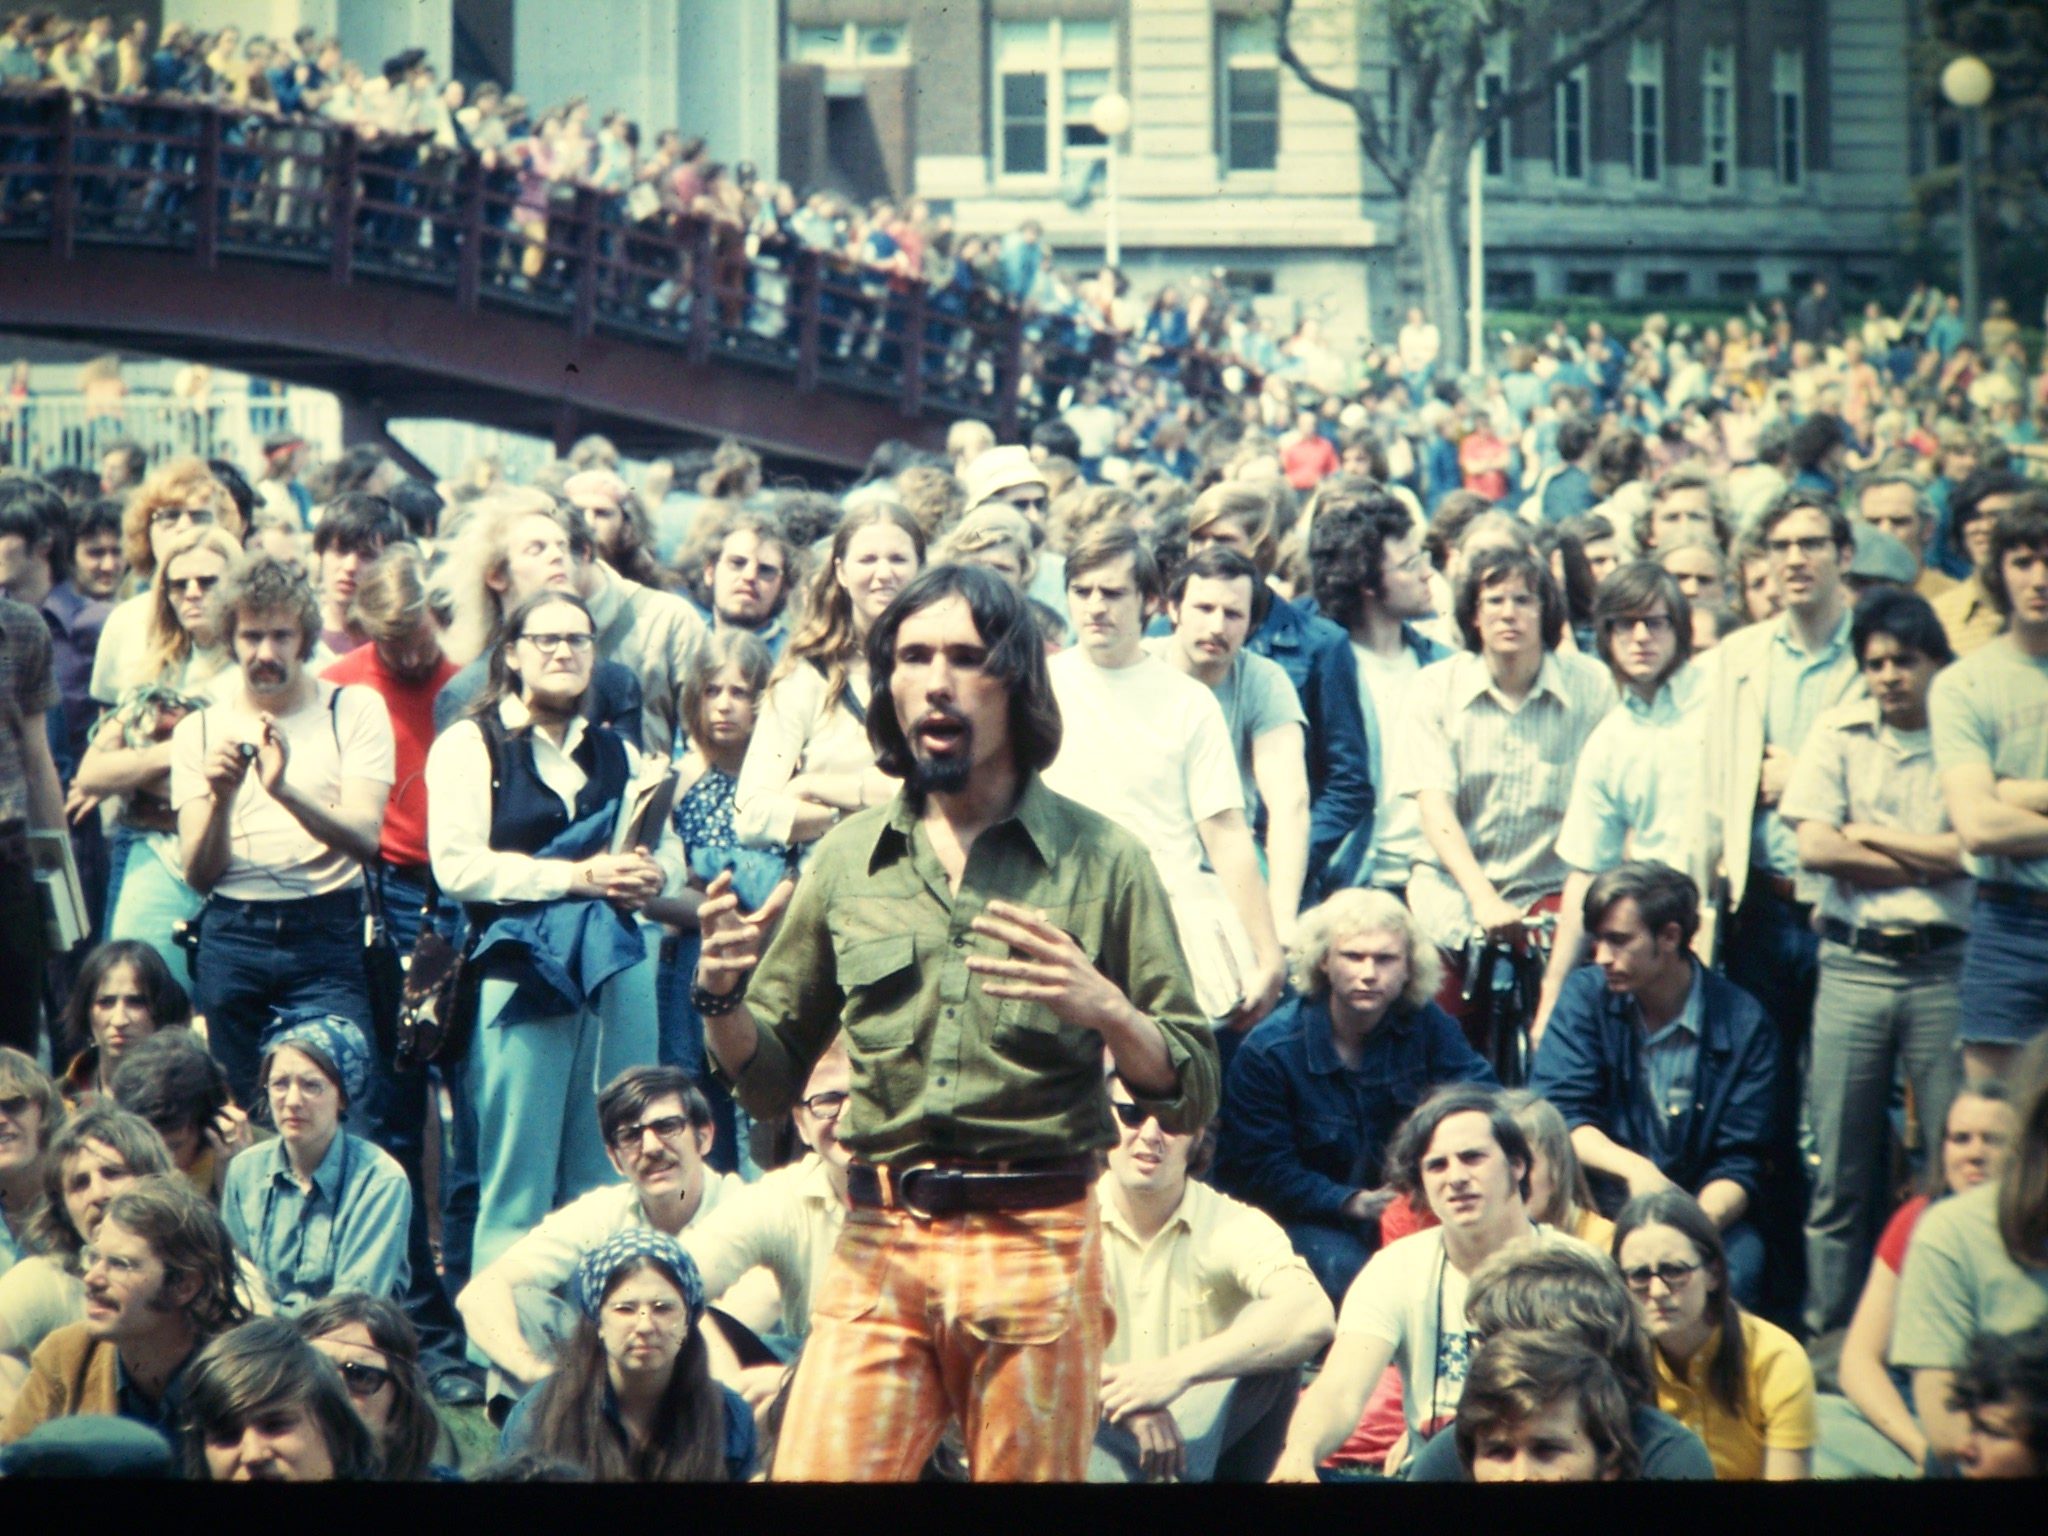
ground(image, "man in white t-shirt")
xmin=1147 ymin=545 xmax=1310 ymax=944
xmin=1091 ymin=1072 xmax=1333 ymax=1482
xmin=169 ymin=554 xmax=394 ymax=1112
xmin=1271 ymin=1085 xmax=1580 ymax=1480
xmin=1042 ymin=523 xmax=1285 ymax=1038
xmin=457 ymin=1066 xmax=743 ymax=1398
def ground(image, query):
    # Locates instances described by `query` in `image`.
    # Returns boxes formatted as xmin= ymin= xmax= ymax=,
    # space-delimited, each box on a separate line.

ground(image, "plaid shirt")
xmin=0 ymin=597 xmax=59 ymax=825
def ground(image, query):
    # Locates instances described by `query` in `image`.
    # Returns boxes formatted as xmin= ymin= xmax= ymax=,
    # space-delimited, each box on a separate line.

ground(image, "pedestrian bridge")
xmin=0 ymin=89 xmax=1025 ymax=473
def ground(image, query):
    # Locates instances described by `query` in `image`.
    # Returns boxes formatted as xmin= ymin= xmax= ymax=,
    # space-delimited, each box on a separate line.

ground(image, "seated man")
xmin=1091 ymin=1072 xmax=1334 ymax=1483
xmin=1949 ymin=1323 xmax=2048 ymax=1480
xmin=680 ymin=1044 xmax=853 ymax=1409
xmin=0 ymin=1178 xmax=250 ymax=1445
xmin=1217 ymin=889 xmax=1495 ymax=1304
xmin=1528 ymin=861 xmax=1776 ymax=1306
xmin=1453 ymin=1332 xmax=1638 ymax=1482
xmin=457 ymin=1065 xmax=742 ymax=1395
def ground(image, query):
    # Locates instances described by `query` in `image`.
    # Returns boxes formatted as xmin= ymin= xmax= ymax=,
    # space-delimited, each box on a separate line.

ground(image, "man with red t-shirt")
xmin=319 ymin=544 xmax=479 ymax=1406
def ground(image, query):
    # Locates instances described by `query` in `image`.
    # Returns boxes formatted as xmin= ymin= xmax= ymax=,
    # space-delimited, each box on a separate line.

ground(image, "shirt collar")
xmin=269 ymin=1130 xmax=348 ymax=1198
xmin=582 ymin=560 xmax=624 ymax=632
xmin=497 ymin=693 xmax=589 ymax=759
xmin=1770 ymin=607 xmax=1852 ymax=663
xmin=1450 ymin=650 xmax=1567 ymax=710
xmin=1622 ymin=662 xmax=1702 ymax=722
xmin=1640 ymin=960 xmax=1704 ymax=1049
xmin=1302 ymin=995 xmax=1415 ymax=1075
xmin=870 ymin=772 xmax=1060 ymax=872
xmin=1096 ymin=1176 xmax=1195 ymax=1245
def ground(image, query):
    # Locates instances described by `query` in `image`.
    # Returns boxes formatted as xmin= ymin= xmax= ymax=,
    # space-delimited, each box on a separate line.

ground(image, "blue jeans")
xmin=1958 ymin=894 xmax=2048 ymax=1049
xmin=107 ymin=833 xmax=202 ymax=996
xmin=655 ymin=929 xmax=742 ymax=1177
xmin=1283 ymin=1218 xmax=1373 ymax=1308
xmin=193 ymin=888 xmax=373 ymax=1112
xmin=464 ymin=946 xmax=660 ymax=1276
xmin=1089 ymin=1371 xmax=1298 ymax=1482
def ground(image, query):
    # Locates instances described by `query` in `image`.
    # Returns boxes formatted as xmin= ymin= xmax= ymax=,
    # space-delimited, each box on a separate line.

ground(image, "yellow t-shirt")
xmin=1572 ymin=1207 xmax=1617 ymax=1254
xmin=1651 ymin=1310 xmax=1817 ymax=1480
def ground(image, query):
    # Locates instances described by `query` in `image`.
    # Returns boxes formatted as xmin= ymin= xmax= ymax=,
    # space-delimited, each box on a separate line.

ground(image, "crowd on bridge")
xmin=0 ymin=14 xmax=2045 ymax=1489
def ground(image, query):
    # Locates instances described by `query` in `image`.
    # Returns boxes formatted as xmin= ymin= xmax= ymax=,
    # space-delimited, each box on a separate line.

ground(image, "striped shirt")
xmin=1392 ymin=649 xmax=1617 ymax=950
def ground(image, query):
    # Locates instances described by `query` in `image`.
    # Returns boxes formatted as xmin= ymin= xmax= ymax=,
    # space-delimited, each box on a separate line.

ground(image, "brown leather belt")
xmin=1818 ymin=917 xmax=1966 ymax=959
xmin=1979 ymin=881 xmax=2048 ymax=915
xmin=846 ymin=1157 xmax=1094 ymax=1218
xmin=1750 ymin=868 xmax=1804 ymax=906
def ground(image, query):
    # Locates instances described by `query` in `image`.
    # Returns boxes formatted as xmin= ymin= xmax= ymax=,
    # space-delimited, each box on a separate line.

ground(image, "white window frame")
xmin=993 ymin=17 xmax=1117 ymax=184
xmin=1218 ymin=16 xmax=1280 ymax=174
xmin=1702 ymin=45 xmax=1735 ymax=190
xmin=1479 ymin=35 xmax=1509 ymax=179
xmin=1773 ymin=48 xmax=1804 ymax=188
xmin=787 ymin=21 xmax=910 ymax=67
xmin=1553 ymin=55 xmax=1589 ymax=182
xmin=1628 ymin=39 xmax=1663 ymax=182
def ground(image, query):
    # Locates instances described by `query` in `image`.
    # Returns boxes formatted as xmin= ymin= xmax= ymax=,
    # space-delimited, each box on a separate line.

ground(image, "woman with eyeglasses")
xmin=1613 ymin=1188 xmax=1817 ymax=1480
xmin=498 ymin=1231 xmax=754 ymax=1481
xmin=1818 ymin=1082 xmax=2018 ymax=1477
xmin=299 ymin=1292 xmax=459 ymax=1481
xmin=73 ymin=526 xmax=244 ymax=989
xmin=426 ymin=591 xmax=687 ymax=1277
xmin=733 ymin=503 xmax=923 ymax=868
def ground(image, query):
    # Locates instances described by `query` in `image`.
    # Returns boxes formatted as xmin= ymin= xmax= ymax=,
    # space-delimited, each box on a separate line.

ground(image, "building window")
xmin=1487 ymin=270 xmax=1536 ymax=304
xmin=1385 ymin=68 xmax=1402 ymax=160
xmin=1702 ymin=45 xmax=1734 ymax=190
xmin=1218 ymin=17 xmax=1280 ymax=173
xmin=1645 ymin=270 xmax=1689 ymax=297
xmin=1628 ymin=39 xmax=1663 ymax=182
xmin=1553 ymin=55 xmax=1588 ymax=181
xmin=1716 ymin=270 xmax=1760 ymax=295
xmin=1773 ymin=48 xmax=1803 ymax=187
xmin=1566 ymin=270 xmax=1614 ymax=298
xmin=995 ymin=18 xmax=1116 ymax=180
xmin=789 ymin=22 xmax=908 ymax=66
xmin=1480 ymin=36 xmax=1509 ymax=177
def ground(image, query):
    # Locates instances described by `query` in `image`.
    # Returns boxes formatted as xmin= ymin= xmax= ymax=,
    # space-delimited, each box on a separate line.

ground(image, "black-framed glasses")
xmin=1109 ymin=1099 xmax=1150 ymax=1130
xmin=168 ymin=575 xmax=221 ymax=596
xmin=1764 ymin=535 xmax=1835 ymax=559
xmin=800 ymin=1090 xmax=849 ymax=1122
xmin=609 ymin=1114 xmax=693 ymax=1151
xmin=335 ymin=1359 xmax=392 ymax=1398
xmin=1621 ymin=1260 xmax=1703 ymax=1294
xmin=519 ymin=631 xmax=595 ymax=655
xmin=150 ymin=507 xmax=217 ymax=530
xmin=1605 ymin=613 xmax=1674 ymax=636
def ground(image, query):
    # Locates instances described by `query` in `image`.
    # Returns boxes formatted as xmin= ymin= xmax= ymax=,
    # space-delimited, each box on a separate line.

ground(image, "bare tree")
xmin=1277 ymin=0 xmax=1671 ymax=372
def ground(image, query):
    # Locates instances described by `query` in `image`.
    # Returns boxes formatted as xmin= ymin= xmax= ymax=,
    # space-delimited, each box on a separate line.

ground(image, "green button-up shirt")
xmin=723 ymin=774 xmax=1219 ymax=1167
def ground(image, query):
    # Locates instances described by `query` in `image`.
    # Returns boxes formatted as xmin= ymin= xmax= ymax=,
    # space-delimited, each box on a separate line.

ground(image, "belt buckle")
xmin=891 ymin=1162 xmax=945 ymax=1219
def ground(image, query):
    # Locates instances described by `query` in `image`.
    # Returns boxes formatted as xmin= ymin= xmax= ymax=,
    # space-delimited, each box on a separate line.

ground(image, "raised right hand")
xmin=695 ymin=869 xmax=795 ymax=996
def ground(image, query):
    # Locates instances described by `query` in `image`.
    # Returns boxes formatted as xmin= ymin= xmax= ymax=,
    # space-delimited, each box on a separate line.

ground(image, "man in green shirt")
xmin=693 ymin=562 xmax=1218 ymax=1481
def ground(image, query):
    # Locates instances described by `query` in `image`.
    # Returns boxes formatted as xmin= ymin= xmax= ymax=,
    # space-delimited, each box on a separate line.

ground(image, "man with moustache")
xmin=692 ymin=562 xmax=1218 ymax=1481
xmin=170 ymin=555 xmax=393 ymax=1111
xmin=696 ymin=508 xmax=796 ymax=661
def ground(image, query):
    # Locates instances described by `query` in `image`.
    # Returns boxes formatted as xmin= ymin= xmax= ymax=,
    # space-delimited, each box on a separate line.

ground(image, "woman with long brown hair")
xmin=733 ymin=502 xmax=922 ymax=866
xmin=498 ymin=1231 xmax=752 ymax=1481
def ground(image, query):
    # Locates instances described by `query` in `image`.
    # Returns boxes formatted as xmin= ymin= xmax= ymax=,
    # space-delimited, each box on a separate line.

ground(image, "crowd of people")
xmin=0 ymin=9 xmax=2044 ymax=1488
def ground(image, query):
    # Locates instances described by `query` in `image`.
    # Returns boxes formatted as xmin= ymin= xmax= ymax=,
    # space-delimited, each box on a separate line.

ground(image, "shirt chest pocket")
xmin=992 ymin=898 xmax=1107 ymax=1032
xmin=834 ymin=932 xmax=920 ymax=1050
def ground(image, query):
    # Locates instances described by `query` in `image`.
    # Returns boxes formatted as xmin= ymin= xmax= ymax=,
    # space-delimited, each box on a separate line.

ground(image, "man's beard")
xmin=906 ymin=718 xmax=975 ymax=797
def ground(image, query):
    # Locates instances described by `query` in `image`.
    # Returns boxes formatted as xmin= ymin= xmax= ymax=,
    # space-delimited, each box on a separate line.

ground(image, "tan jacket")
xmin=0 ymin=1323 xmax=120 ymax=1444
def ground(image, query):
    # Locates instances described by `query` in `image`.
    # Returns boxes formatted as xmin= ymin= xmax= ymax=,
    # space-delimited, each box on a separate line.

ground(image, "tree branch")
xmin=1477 ymin=0 xmax=1673 ymax=140
xmin=1275 ymin=0 xmax=1410 ymax=196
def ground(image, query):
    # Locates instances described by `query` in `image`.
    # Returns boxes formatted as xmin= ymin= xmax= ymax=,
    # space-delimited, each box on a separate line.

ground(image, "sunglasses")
xmin=335 ymin=1359 xmax=392 ymax=1397
xmin=1621 ymin=1260 xmax=1703 ymax=1294
xmin=0 ymin=1094 xmax=35 ymax=1120
xmin=1109 ymin=1100 xmax=1151 ymax=1131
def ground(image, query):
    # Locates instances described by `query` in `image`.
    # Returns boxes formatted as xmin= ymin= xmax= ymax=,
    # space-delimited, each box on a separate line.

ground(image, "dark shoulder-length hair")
xmin=181 ymin=1318 xmax=380 ymax=1481
xmin=1594 ymin=562 xmax=1694 ymax=682
xmin=1612 ymin=1189 xmax=1749 ymax=1419
xmin=867 ymin=562 xmax=1063 ymax=785
xmin=526 ymin=1256 xmax=730 ymax=1482
xmin=59 ymin=939 xmax=191 ymax=1057
xmin=1455 ymin=544 xmax=1566 ymax=654
xmin=464 ymin=588 xmax=599 ymax=730
xmin=297 ymin=1292 xmax=450 ymax=1481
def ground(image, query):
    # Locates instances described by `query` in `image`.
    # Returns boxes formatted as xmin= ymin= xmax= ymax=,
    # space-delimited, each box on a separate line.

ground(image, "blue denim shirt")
xmin=1246 ymin=598 xmax=1374 ymax=898
xmin=1528 ymin=965 xmax=1777 ymax=1202
xmin=1215 ymin=993 xmax=1497 ymax=1223
xmin=221 ymin=1131 xmax=412 ymax=1317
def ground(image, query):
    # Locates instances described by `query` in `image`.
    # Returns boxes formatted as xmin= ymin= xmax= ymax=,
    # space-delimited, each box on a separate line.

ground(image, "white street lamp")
xmin=1089 ymin=91 xmax=1131 ymax=270
xmin=1940 ymin=55 xmax=1994 ymax=335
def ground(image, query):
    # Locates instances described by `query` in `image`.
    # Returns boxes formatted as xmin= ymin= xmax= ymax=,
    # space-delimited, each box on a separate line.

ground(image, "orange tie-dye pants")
xmin=771 ymin=1190 xmax=1110 ymax=1482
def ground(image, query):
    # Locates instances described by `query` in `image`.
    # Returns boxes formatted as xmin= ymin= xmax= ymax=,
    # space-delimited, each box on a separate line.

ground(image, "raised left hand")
xmin=254 ymin=715 xmax=289 ymax=796
xmin=966 ymin=900 xmax=1122 ymax=1034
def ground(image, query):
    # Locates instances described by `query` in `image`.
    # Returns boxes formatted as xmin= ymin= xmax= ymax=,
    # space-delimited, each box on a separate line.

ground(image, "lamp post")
xmin=1089 ymin=91 xmax=1131 ymax=270
xmin=1940 ymin=54 xmax=1993 ymax=337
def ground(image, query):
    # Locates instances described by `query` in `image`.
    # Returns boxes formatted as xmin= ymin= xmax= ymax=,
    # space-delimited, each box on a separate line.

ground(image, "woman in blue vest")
xmin=425 ymin=590 xmax=686 ymax=1275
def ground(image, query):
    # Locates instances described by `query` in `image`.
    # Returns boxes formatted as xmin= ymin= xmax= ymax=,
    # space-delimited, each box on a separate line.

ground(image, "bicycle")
xmin=1459 ymin=910 xmax=1557 ymax=1088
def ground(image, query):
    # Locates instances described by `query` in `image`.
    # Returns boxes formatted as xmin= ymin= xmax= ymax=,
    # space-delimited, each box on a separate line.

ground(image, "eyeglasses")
xmin=608 ymin=1114 xmax=694 ymax=1151
xmin=0 ymin=1094 xmax=35 ymax=1121
xmin=1764 ymin=535 xmax=1836 ymax=559
xmin=335 ymin=1359 xmax=392 ymax=1398
xmin=518 ymin=631 xmax=595 ymax=655
xmin=150 ymin=507 xmax=217 ymax=531
xmin=168 ymin=575 xmax=220 ymax=596
xmin=266 ymin=1073 xmax=332 ymax=1101
xmin=800 ymin=1090 xmax=849 ymax=1122
xmin=1621 ymin=1260 xmax=1703 ymax=1294
xmin=1606 ymin=613 xmax=1674 ymax=636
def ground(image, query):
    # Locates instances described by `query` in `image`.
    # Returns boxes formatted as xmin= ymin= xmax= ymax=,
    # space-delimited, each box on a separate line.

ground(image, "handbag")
xmin=394 ymin=899 xmax=476 ymax=1073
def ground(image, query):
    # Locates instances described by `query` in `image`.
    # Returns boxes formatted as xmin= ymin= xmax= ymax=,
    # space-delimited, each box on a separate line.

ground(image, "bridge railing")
xmin=0 ymin=389 xmax=343 ymax=475
xmin=0 ymin=89 xmax=1031 ymax=439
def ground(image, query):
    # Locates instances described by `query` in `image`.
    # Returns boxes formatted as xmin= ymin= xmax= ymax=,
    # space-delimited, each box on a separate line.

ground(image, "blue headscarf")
xmin=260 ymin=1012 xmax=370 ymax=1108
xmin=571 ymin=1230 xmax=705 ymax=1328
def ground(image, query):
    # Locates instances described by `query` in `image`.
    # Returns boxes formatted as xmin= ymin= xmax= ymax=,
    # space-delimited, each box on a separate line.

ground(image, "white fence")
xmin=0 ymin=391 xmax=343 ymax=476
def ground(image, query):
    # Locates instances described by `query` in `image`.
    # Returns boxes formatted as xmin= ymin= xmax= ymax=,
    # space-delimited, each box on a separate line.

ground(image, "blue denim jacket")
xmin=221 ymin=1131 xmax=412 ymax=1317
xmin=1215 ymin=993 xmax=1496 ymax=1223
xmin=1246 ymin=599 xmax=1374 ymax=898
xmin=1528 ymin=965 xmax=1777 ymax=1201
